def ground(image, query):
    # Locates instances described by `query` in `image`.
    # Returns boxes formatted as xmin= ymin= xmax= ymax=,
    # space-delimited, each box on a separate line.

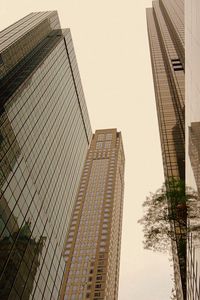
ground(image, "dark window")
xmin=173 ymin=63 xmax=182 ymax=66
xmin=171 ymin=58 xmax=184 ymax=71
xmin=96 ymin=276 xmax=102 ymax=281
xmin=97 ymin=269 xmax=103 ymax=273
xmin=174 ymin=66 xmax=184 ymax=71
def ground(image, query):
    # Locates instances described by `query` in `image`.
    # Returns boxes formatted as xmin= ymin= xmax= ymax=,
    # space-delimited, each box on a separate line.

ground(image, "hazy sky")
xmin=0 ymin=1 xmax=173 ymax=299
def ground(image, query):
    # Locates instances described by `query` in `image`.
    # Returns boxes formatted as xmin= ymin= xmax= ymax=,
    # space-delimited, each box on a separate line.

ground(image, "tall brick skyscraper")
xmin=60 ymin=129 xmax=125 ymax=300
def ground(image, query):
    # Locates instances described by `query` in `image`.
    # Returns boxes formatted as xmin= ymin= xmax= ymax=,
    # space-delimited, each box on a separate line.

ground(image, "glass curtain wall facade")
xmin=0 ymin=12 xmax=92 ymax=300
xmin=186 ymin=2 xmax=200 ymax=299
xmin=146 ymin=1 xmax=185 ymax=299
xmin=60 ymin=129 xmax=125 ymax=300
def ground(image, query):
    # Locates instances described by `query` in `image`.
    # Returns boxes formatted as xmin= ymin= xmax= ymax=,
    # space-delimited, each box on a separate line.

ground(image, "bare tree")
xmin=138 ymin=178 xmax=198 ymax=253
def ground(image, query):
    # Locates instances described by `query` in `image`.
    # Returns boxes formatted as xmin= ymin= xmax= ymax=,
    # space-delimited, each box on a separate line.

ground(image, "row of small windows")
xmin=96 ymin=141 xmax=112 ymax=150
xmin=97 ymin=133 xmax=113 ymax=141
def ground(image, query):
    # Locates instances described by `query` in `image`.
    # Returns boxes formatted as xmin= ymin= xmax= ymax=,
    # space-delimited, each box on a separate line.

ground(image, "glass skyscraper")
xmin=146 ymin=1 xmax=185 ymax=299
xmin=0 ymin=11 xmax=92 ymax=299
xmin=186 ymin=2 xmax=200 ymax=299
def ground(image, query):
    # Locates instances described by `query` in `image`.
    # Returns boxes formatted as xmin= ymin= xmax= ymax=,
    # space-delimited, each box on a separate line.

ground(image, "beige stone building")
xmin=60 ymin=129 xmax=125 ymax=300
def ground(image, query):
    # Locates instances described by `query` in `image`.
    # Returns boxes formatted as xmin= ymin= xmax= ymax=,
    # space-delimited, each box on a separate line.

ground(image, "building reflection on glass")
xmin=0 ymin=222 xmax=46 ymax=300
xmin=0 ymin=114 xmax=46 ymax=299
xmin=0 ymin=11 xmax=92 ymax=300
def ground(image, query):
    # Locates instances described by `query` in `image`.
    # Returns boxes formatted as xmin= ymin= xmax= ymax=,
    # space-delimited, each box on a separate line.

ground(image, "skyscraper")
xmin=0 ymin=11 xmax=92 ymax=299
xmin=60 ymin=129 xmax=125 ymax=300
xmin=146 ymin=1 xmax=185 ymax=299
xmin=186 ymin=2 xmax=200 ymax=299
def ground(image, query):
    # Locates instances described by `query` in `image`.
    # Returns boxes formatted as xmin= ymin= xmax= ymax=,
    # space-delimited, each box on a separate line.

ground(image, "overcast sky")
xmin=0 ymin=1 xmax=173 ymax=299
